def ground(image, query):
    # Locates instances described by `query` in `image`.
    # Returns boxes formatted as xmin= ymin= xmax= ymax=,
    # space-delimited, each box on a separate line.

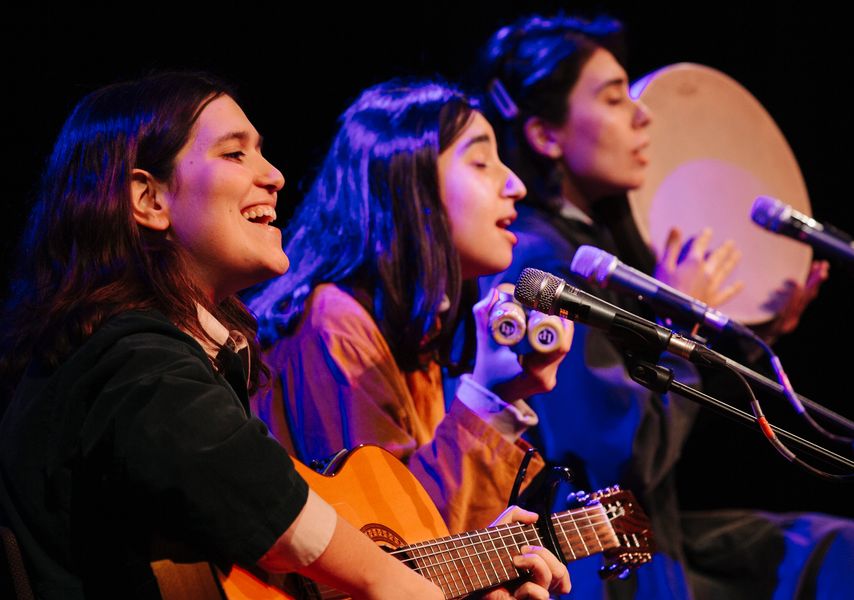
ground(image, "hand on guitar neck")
xmin=484 ymin=506 xmax=571 ymax=599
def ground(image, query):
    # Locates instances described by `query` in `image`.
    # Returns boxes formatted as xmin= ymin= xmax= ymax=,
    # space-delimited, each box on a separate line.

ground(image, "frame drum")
xmin=628 ymin=63 xmax=812 ymax=324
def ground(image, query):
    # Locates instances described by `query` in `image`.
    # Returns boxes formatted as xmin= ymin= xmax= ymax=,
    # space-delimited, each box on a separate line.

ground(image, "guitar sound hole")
xmin=360 ymin=522 xmax=406 ymax=550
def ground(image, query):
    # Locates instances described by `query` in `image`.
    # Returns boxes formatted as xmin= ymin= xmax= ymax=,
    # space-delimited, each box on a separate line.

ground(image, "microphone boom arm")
xmin=625 ymin=354 xmax=854 ymax=474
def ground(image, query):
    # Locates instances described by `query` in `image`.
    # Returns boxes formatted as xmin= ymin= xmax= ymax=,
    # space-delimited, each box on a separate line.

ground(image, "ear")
xmin=130 ymin=168 xmax=171 ymax=231
xmin=523 ymin=116 xmax=564 ymax=160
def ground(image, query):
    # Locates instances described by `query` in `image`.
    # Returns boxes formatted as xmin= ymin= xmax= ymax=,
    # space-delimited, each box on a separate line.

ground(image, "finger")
xmin=660 ymin=227 xmax=682 ymax=271
xmin=707 ymin=247 xmax=742 ymax=294
xmin=480 ymin=588 xmax=513 ymax=600
xmin=555 ymin=317 xmax=574 ymax=352
xmin=709 ymin=279 xmax=744 ymax=307
xmin=518 ymin=545 xmax=570 ymax=594
xmin=705 ymin=239 xmax=739 ymax=273
xmin=507 ymin=581 xmax=549 ymax=600
xmin=513 ymin=552 xmax=550 ymax=589
xmin=515 ymin=354 xmax=559 ymax=391
xmin=490 ymin=505 xmax=539 ymax=527
xmin=497 ymin=282 xmax=516 ymax=295
xmin=473 ymin=287 xmax=501 ymax=321
xmin=804 ymin=260 xmax=829 ymax=297
xmin=703 ymin=238 xmax=731 ymax=270
xmin=686 ymin=228 xmax=712 ymax=262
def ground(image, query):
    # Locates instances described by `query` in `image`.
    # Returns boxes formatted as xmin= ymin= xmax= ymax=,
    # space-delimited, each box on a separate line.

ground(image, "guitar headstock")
xmin=583 ymin=486 xmax=655 ymax=580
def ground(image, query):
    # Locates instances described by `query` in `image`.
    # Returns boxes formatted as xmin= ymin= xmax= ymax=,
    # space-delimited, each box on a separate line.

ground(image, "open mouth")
xmin=496 ymin=217 xmax=518 ymax=244
xmin=241 ymin=205 xmax=277 ymax=225
xmin=497 ymin=216 xmax=516 ymax=230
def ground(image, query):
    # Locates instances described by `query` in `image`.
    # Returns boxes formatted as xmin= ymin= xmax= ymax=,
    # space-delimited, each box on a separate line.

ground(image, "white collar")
xmin=193 ymin=304 xmax=251 ymax=385
xmin=557 ymin=197 xmax=594 ymax=225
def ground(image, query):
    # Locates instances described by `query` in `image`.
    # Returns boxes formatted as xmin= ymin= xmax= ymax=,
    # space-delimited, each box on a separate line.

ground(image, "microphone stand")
xmin=715 ymin=355 xmax=854 ymax=433
xmin=623 ymin=351 xmax=854 ymax=473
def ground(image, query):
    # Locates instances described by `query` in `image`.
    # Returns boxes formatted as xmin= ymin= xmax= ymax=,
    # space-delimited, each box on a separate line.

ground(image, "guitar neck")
xmin=550 ymin=504 xmax=619 ymax=563
xmin=394 ymin=504 xmax=617 ymax=600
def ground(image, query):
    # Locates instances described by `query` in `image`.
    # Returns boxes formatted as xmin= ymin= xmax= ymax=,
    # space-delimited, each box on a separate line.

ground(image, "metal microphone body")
xmin=751 ymin=195 xmax=854 ymax=264
xmin=570 ymin=245 xmax=753 ymax=338
xmin=514 ymin=267 xmax=723 ymax=366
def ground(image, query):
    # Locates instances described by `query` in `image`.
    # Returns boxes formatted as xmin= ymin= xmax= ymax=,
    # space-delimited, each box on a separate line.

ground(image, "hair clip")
xmin=487 ymin=78 xmax=520 ymax=120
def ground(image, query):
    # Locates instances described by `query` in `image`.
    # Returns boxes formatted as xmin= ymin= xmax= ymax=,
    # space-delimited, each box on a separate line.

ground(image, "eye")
xmin=223 ymin=150 xmax=246 ymax=161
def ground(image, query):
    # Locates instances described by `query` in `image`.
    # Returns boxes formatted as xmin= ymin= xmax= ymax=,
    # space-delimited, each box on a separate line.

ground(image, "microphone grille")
xmin=515 ymin=267 xmax=560 ymax=314
xmin=570 ymin=245 xmax=615 ymax=284
xmin=751 ymin=196 xmax=787 ymax=231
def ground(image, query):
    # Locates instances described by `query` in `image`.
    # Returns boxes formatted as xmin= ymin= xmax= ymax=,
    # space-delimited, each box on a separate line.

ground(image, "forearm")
xmin=295 ymin=515 xmax=443 ymax=600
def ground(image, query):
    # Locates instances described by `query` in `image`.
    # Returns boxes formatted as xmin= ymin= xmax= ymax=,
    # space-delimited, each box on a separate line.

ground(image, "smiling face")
xmin=160 ymin=95 xmax=287 ymax=302
xmin=438 ymin=111 xmax=527 ymax=280
xmin=551 ymin=48 xmax=652 ymax=201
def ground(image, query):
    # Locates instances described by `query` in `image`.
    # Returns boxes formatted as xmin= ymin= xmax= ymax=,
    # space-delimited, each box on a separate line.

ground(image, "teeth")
xmin=241 ymin=205 xmax=277 ymax=223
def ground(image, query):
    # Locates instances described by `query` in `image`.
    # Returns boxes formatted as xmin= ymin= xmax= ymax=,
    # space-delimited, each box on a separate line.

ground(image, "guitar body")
xmin=295 ymin=445 xmax=450 ymax=544
xmin=218 ymin=445 xmax=449 ymax=600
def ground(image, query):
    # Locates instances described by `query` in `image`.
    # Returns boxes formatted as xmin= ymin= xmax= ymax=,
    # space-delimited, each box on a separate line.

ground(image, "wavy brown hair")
xmin=248 ymin=78 xmax=479 ymax=372
xmin=0 ymin=71 xmax=267 ymax=399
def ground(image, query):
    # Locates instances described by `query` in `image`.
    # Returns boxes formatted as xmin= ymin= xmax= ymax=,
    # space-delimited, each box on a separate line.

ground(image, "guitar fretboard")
xmin=393 ymin=503 xmax=618 ymax=599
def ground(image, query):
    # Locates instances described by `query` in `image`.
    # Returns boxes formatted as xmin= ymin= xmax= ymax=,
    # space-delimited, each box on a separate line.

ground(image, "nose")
xmin=256 ymin=155 xmax=285 ymax=192
xmin=633 ymin=99 xmax=652 ymax=128
xmin=503 ymin=166 xmax=527 ymax=201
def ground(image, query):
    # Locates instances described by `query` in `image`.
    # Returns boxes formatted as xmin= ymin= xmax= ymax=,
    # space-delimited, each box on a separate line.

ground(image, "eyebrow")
xmin=595 ymin=77 xmax=628 ymax=94
xmin=212 ymin=130 xmax=264 ymax=148
xmin=459 ymin=133 xmax=492 ymax=152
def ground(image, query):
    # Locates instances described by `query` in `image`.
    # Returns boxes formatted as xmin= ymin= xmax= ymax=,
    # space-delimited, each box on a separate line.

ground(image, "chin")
xmin=485 ymin=256 xmax=513 ymax=277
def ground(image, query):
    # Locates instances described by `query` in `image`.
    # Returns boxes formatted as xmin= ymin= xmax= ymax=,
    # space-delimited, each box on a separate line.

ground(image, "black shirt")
xmin=0 ymin=310 xmax=308 ymax=599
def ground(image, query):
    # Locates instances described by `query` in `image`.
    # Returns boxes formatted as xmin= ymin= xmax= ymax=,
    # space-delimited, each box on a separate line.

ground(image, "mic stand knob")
xmin=624 ymin=351 xmax=675 ymax=393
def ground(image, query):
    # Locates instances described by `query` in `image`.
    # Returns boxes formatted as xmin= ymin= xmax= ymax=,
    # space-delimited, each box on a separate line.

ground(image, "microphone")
xmin=514 ymin=267 xmax=724 ymax=366
xmin=751 ymin=196 xmax=854 ymax=264
xmin=569 ymin=245 xmax=754 ymax=338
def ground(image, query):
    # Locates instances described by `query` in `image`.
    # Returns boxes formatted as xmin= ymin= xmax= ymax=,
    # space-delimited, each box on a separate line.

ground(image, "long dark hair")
xmin=475 ymin=13 xmax=654 ymax=273
xmin=0 ymin=71 xmax=266 ymax=397
xmin=249 ymin=78 xmax=479 ymax=371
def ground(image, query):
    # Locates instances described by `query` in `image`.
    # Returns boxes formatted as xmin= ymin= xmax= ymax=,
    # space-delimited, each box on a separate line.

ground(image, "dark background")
xmin=4 ymin=2 xmax=853 ymax=517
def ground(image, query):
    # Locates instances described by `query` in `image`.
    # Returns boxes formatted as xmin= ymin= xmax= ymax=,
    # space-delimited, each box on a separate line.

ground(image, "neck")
xmin=559 ymin=164 xmax=630 ymax=220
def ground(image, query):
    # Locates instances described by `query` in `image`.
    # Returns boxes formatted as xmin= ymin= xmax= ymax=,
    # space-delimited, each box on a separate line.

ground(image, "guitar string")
xmin=391 ymin=513 xmax=619 ymax=577
xmin=391 ymin=516 xmax=618 ymax=572
xmin=388 ymin=507 xmax=615 ymax=559
xmin=391 ymin=520 xmax=629 ymax=593
xmin=399 ymin=520 xmax=615 ymax=597
xmin=409 ymin=527 xmax=536 ymax=596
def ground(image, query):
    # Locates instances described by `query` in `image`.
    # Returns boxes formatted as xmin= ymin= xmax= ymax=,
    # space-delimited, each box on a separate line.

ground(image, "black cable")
xmin=714 ymin=359 xmax=854 ymax=481
xmin=745 ymin=328 xmax=854 ymax=445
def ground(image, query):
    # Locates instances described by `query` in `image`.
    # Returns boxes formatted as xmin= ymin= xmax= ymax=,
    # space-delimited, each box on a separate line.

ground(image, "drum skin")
xmin=628 ymin=63 xmax=812 ymax=324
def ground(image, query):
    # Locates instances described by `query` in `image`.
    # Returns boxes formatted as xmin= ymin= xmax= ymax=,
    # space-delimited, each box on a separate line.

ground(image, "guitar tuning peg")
xmin=566 ymin=489 xmax=589 ymax=505
xmin=598 ymin=562 xmax=633 ymax=581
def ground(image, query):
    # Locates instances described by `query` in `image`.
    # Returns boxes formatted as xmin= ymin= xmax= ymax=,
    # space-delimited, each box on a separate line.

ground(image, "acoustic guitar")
xmin=153 ymin=445 xmax=653 ymax=599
